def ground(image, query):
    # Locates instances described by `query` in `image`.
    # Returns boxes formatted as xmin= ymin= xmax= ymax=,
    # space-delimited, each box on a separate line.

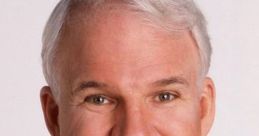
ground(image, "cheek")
xmin=59 ymin=108 xmax=114 ymax=136
xmin=151 ymin=101 xmax=201 ymax=136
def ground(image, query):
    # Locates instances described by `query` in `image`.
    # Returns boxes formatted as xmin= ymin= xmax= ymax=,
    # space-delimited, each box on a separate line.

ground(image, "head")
xmin=40 ymin=0 xmax=215 ymax=136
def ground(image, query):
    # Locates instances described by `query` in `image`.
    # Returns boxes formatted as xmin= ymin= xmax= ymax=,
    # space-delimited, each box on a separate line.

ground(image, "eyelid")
xmin=155 ymin=90 xmax=179 ymax=96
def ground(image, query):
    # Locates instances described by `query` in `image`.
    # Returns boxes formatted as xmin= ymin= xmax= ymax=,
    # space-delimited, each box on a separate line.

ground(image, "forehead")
xmin=58 ymin=5 xmax=200 ymax=88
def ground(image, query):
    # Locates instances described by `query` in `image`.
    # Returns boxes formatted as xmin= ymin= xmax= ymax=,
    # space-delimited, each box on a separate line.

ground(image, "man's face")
xmin=41 ymin=7 xmax=215 ymax=136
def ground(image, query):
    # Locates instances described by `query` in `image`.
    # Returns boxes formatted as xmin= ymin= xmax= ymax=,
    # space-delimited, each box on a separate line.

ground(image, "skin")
xmin=40 ymin=5 xmax=215 ymax=136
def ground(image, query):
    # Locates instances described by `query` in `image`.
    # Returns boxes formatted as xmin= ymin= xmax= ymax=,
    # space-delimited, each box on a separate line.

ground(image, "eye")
xmin=155 ymin=92 xmax=178 ymax=102
xmin=82 ymin=94 xmax=117 ymax=113
xmin=84 ymin=95 xmax=111 ymax=105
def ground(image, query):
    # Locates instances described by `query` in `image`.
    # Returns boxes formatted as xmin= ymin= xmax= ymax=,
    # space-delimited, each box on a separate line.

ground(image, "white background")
xmin=0 ymin=0 xmax=258 ymax=135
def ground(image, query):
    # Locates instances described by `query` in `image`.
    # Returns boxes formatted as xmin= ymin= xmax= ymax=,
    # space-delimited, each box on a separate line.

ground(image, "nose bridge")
xmin=126 ymin=102 xmax=145 ymax=132
xmin=114 ymin=99 xmax=154 ymax=136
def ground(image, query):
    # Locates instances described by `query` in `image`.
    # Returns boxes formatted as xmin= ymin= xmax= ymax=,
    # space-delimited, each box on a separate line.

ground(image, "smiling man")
xmin=40 ymin=0 xmax=215 ymax=136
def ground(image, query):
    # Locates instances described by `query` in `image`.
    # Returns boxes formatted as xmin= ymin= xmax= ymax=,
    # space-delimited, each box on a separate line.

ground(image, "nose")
xmin=111 ymin=102 xmax=159 ymax=136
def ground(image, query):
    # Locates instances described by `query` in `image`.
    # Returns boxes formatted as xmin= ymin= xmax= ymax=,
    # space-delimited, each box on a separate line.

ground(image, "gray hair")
xmin=42 ymin=0 xmax=212 ymax=98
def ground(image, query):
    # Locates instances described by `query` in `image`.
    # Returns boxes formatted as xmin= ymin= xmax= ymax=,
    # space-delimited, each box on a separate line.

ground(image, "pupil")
xmin=94 ymin=96 xmax=104 ymax=104
xmin=159 ymin=93 xmax=170 ymax=101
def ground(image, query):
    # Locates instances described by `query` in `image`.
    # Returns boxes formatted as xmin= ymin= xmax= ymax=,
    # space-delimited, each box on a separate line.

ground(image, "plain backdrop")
xmin=0 ymin=0 xmax=259 ymax=135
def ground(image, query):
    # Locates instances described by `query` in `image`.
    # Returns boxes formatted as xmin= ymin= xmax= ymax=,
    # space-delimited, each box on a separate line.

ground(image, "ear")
xmin=40 ymin=86 xmax=60 ymax=136
xmin=200 ymin=77 xmax=216 ymax=136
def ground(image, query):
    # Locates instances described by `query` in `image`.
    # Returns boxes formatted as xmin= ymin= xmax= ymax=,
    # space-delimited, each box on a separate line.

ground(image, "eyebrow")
xmin=75 ymin=81 xmax=108 ymax=92
xmin=72 ymin=81 xmax=110 ymax=96
xmin=73 ymin=76 xmax=189 ymax=94
xmin=151 ymin=76 xmax=189 ymax=87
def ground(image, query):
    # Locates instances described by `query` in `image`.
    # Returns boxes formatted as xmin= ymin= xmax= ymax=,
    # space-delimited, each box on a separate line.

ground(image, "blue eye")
xmin=157 ymin=92 xmax=177 ymax=102
xmin=84 ymin=95 xmax=110 ymax=105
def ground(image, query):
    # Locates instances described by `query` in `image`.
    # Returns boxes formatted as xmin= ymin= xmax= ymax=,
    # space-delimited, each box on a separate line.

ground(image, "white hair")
xmin=42 ymin=0 xmax=212 ymax=98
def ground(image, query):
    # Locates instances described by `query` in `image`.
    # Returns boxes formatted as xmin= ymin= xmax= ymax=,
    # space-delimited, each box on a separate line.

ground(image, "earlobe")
xmin=200 ymin=77 xmax=216 ymax=136
xmin=40 ymin=86 xmax=60 ymax=136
